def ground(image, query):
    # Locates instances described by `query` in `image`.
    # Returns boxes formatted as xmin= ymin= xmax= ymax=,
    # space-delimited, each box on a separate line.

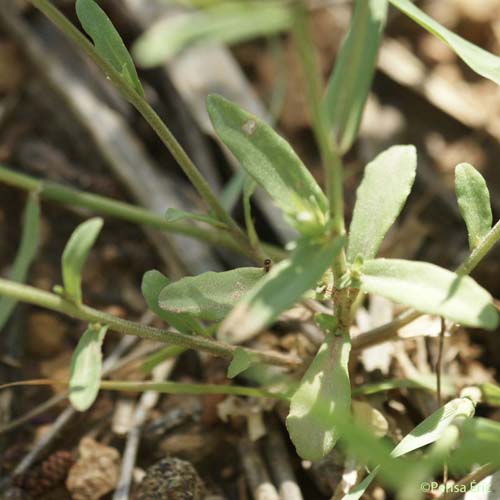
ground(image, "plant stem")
xmin=99 ymin=380 xmax=286 ymax=400
xmin=0 ymin=277 xmax=300 ymax=368
xmin=29 ymin=0 xmax=254 ymax=258
xmin=0 ymin=165 xmax=285 ymax=262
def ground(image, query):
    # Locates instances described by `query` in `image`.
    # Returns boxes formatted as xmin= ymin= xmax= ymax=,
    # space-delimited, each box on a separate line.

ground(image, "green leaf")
xmin=219 ymin=237 xmax=345 ymax=343
xmin=324 ymin=0 xmax=388 ymax=153
xmin=207 ymin=94 xmax=328 ymax=235
xmin=62 ymin=217 xmax=103 ymax=305
xmin=347 ymin=145 xmax=416 ymax=262
xmin=141 ymin=270 xmax=205 ymax=336
xmin=345 ymin=397 xmax=475 ymax=498
xmin=69 ymin=324 xmax=108 ymax=411
xmin=159 ymin=267 xmax=265 ymax=322
xmin=480 ymin=383 xmax=500 ymax=406
xmin=227 ymin=347 xmax=258 ymax=378
xmin=455 ymin=163 xmax=492 ymax=250
xmin=286 ymin=333 xmax=351 ymax=461
xmin=0 ymin=194 xmax=40 ymax=330
xmin=359 ymin=259 xmax=498 ymax=330
xmin=390 ymin=0 xmax=500 ymax=85
xmin=391 ymin=397 xmax=475 ymax=457
xmin=243 ymin=177 xmax=259 ymax=247
xmin=133 ymin=1 xmax=292 ymax=67
xmin=76 ymin=0 xmax=144 ymax=96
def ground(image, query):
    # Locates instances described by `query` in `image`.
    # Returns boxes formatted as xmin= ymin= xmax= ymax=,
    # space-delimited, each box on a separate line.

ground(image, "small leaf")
xmin=286 ymin=332 xmax=351 ymax=461
xmin=207 ymin=94 xmax=328 ymax=235
xmin=480 ymin=383 xmax=500 ymax=406
xmin=227 ymin=347 xmax=257 ymax=378
xmin=390 ymin=0 xmax=500 ymax=85
xmin=347 ymin=145 xmax=416 ymax=262
xmin=159 ymin=267 xmax=265 ymax=322
xmin=345 ymin=397 xmax=475 ymax=498
xmin=359 ymin=258 xmax=498 ymax=330
xmin=76 ymin=0 xmax=144 ymax=96
xmin=133 ymin=1 xmax=292 ymax=67
xmin=455 ymin=163 xmax=492 ymax=250
xmin=219 ymin=237 xmax=345 ymax=343
xmin=391 ymin=397 xmax=475 ymax=457
xmin=141 ymin=270 xmax=205 ymax=336
xmin=324 ymin=0 xmax=388 ymax=153
xmin=243 ymin=177 xmax=259 ymax=247
xmin=69 ymin=324 xmax=108 ymax=411
xmin=62 ymin=217 xmax=103 ymax=305
xmin=0 ymin=193 xmax=40 ymax=330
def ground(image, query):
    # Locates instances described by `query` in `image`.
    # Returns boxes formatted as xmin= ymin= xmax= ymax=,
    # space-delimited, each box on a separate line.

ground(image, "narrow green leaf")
xmin=227 ymin=347 xmax=257 ymax=378
xmin=480 ymin=383 xmax=500 ymax=406
xmin=159 ymin=267 xmax=265 ymax=322
xmin=345 ymin=397 xmax=475 ymax=498
xmin=220 ymin=170 xmax=246 ymax=212
xmin=62 ymin=217 xmax=103 ymax=305
xmin=455 ymin=163 xmax=492 ymax=250
xmin=141 ymin=270 xmax=205 ymax=336
xmin=243 ymin=177 xmax=259 ymax=248
xmin=219 ymin=237 xmax=345 ymax=343
xmin=207 ymin=94 xmax=328 ymax=235
xmin=390 ymin=0 xmax=500 ymax=85
xmin=359 ymin=258 xmax=498 ymax=330
xmin=347 ymin=145 xmax=416 ymax=262
xmin=391 ymin=397 xmax=475 ymax=457
xmin=69 ymin=324 xmax=108 ymax=411
xmin=324 ymin=0 xmax=388 ymax=153
xmin=133 ymin=1 xmax=292 ymax=67
xmin=76 ymin=0 xmax=144 ymax=96
xmin=286 ymin=332 xmax=351 ymax=461
xmin=0 ymin=194 xmax=40 ymax=330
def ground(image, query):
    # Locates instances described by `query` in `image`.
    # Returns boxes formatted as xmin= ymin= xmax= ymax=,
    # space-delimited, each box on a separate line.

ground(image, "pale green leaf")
xmin=344 ymin=397 xmax=475 ymax=498
xmin=286 ymin=333 xmax=351 ymax=461
xmin=165 ymin=208 xmax=225 ymax=228
xmin=133 ymin=1 xmax=292 ymax=67
xmin=480 ymin=383 xmax=500 ymax=406
xmin=141 ymin=270 xmax=205 ymax=335
xmin=359 ymin=258 xmax=498 ymax=330
xmin=219 ymin=237 xmax=345 ymax=343
xmin=69 ymin=324 xmax=108 ymax=411
xmin=0 ymin=193 xmax=40 ymax=330
xmin=347 ymin=145 xmax=416 ymax=262
xmin=455 ymin=163 xmax=492 ymax=250
xmin=227 ymin=347 xmax=257 ymax=378
xmin=207 ymin=94 xmax=328 ymax=235
xmin=76 ymin=0 xmax=144 ymax=95
xmin=159 ymin=267 xmax=265 ymax=322
xmin=390 ymin=0 xmax=500 ymax=85
xmin=62 ymin=217 xmax=103 ymax=305
xmin=324 ymin=0 xmax=388 ymax=153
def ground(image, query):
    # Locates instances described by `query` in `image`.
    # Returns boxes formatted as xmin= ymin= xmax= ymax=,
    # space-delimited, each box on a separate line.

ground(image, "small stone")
xmin=136 ymin=458 xmax=204 ymax=500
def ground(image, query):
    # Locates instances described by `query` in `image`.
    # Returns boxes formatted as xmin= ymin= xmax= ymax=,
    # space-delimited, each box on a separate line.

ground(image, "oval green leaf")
xmin=207 ymin=94 xmax=328 ymax=235
xmin=76 ymin=0 xmax=144 ymax=96
xmin=359 ymin=258 xmax=498 ymax=330
xmin=324 ymin=0 xmax=388 ymax=153
xmin=286 ymin=333 xmax=351 ymax=461
xmin=455 ymin=163 xmax=492 ymax=250
xmin=390 ymin=0 xmax=500 ymax=85
xmin=69 ymin=324 xmax=108 ymax=411
xmin=62 ymin=217 xmax=103 ymax=305
xmin=141 ymin=270 xmax=205 ymax=336
xmin=219 ymin=237 xmax=345 ymax=343
xmin=347 ymin=145 xmax=416 ymax=262
xmin=159 ymin=267 xmax=265 ymax=322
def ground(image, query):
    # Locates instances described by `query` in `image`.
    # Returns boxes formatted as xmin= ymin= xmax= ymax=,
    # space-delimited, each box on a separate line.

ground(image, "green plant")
xmin=2 ymin=0 xmax=500 ymax=497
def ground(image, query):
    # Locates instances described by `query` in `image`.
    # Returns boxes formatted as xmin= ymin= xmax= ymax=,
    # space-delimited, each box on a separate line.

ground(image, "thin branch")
xmin=0 ymin=278 xmax=301 ymax=369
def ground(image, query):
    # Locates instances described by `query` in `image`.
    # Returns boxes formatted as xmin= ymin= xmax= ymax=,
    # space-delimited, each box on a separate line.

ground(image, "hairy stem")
xmin=0 ymin=278 xmax=300 ymax=368
xmin=0 ymin=165 xmax=285 ymax=262
xmin=29 ymin=0 xmax=256 ymax=259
